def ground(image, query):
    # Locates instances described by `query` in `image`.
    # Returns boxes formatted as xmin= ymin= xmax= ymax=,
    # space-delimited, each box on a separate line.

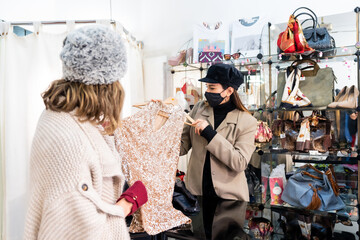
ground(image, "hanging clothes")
xmin=193 ymin=22 xmax=230 ymax=63
xmin=279 ymin=67 xmax=312 ymax=109
xmin=114 ymin=101 xmax=190 ymax=235
xmin=231 ymin=16 xmax=269 ymax=58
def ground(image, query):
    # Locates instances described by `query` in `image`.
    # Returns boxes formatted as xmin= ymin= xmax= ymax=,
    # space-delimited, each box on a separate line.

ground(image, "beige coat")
xmin=180 ymin=101 xmax=257 ymax=201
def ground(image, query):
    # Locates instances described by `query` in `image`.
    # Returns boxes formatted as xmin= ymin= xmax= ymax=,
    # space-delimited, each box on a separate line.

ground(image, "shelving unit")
xmin=169 ymin=7 xmax=360 ymax=239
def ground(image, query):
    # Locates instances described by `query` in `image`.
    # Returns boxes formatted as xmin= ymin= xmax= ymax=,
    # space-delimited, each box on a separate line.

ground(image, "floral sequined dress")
xmin=114 ymin=102 xmax=191 ymax=235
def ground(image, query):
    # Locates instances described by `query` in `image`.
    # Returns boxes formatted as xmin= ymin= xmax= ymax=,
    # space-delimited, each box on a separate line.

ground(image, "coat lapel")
xmin=200 ymin=104 xmax=239 ymax=132
xmin=200 ymin=104 xmax=214 ymax=128
xmin=216 ymin=110 xmax=239 ymax=132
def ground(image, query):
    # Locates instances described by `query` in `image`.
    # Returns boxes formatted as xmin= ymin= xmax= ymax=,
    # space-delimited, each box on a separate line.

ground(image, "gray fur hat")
xmin=60 ymin=24 xmax=127 ymax=85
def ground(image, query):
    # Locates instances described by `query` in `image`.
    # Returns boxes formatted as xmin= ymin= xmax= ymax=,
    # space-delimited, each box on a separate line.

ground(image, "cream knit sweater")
xmin=24 ymin=110 xmax=130 ymax=240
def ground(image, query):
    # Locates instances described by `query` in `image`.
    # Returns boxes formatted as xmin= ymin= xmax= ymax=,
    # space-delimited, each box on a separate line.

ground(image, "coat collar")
xmin=200 ymin=103 xmax=239 ymax=132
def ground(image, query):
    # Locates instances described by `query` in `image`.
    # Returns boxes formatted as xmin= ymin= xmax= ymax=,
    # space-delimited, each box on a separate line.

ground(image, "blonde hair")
xmin=42 ymin=79 xmax=125 ymax=135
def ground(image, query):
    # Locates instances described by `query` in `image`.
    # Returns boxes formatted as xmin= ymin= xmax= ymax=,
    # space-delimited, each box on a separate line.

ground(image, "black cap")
xmin=199 ymin=63 xmax=244 ymax=90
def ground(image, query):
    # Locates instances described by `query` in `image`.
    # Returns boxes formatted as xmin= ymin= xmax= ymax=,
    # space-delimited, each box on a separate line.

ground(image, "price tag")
xmin=300 ymin=77 xmax=306 ymax=81
xmin=309 ymin=150 xmax=320 ymax=155
xmin=280 ymin=133 xmax=285 ymax=138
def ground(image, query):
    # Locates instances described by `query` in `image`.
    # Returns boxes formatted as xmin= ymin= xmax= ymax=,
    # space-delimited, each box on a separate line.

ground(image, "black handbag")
xmin=293 ymin=7 xmax=336 ymax=57
xmin=245 ymin=164 xmax=261 ymax=202
xmin=172 ymin=178 xmax=200 ymax=216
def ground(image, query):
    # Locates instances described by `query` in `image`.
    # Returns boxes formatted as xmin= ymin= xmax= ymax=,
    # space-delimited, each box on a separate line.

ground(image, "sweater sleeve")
xmin=200 ymin=125 xmax=217 ymax=142
xmin=205 ymin=114 xmax=257 ymax=173
xmin=37 ymin=190 xmax=127 ymax=240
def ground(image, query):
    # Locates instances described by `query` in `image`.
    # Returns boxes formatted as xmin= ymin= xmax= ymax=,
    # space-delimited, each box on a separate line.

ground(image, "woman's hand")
xmin=116 ymin=198 xmax=133 ymax=216
xmin=192 ymin=119 xmax=209 ymax=135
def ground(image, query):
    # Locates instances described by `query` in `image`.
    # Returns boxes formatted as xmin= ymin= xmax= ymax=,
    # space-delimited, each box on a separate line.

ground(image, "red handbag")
xmin=277 ymin=15 xmax=313 ymax=54
xmin=255 ymin=121 xmax=273 ymax=143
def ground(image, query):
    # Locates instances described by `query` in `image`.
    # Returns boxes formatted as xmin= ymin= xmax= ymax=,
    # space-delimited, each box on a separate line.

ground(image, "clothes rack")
xmin=4 ymin=19 xmax=143 ymax=47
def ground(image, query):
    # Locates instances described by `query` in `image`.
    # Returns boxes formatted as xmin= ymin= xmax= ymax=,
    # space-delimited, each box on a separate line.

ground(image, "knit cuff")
xmin=201 ymin=125 xmax=217 ymax=142
xmin=117 ymin=181 xmax=148 ymax=216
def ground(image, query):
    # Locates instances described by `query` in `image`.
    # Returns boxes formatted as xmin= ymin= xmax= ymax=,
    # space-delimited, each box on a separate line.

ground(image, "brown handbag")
xmin=271 ymin=111 xmax=303 ymax=151
xmin=271 ymin=111 xmax=303 ymax=137
xmin=275 ymin=111 xmax=332 ymax=152
xmin=309 ymin=112 xmax=332 ymax=153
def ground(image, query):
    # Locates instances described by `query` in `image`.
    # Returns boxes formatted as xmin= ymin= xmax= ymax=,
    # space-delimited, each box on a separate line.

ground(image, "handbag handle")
xmin=310 ymin=111 xmax=331 ymax=135
xmin=293 ymin=7 xmax=318 ymax=23
xmin=291 ymin=59 xmax=318 ymax=67
xmin=292 ymin=110 xmax=304 ymax=128
xmin=295 ymin=12 xmax=317 ymax=29
xmin=262 ymin=90 xmax=277 ymax=110
xmin=302 ymin=171 xmax=322 ymax=180
xmin=293 ymin=7 xmax=319 ymax=42
xmin=301 ymin=18 xmax=320 ymax=29
xmin=301 ymin=164 xmax=340 ymax=196
xmin=300 ymin=164 xmax=324 ymax=175
xmin=291 ymin=59 xmax=320 ymax=76
xmin=326 ymin=165 xmax=340 ymax=196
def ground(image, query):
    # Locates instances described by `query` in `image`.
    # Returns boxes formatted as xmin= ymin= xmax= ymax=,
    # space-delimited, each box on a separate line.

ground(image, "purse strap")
xmin=264 ymin=90 xmax=277 ymax=105
xmin=301 ymin=164 xmax=340 ymax=197
xmin=301 ymin=18 xmax=320 ymax=29
xmin=326 ymin=165 xmax=340 ymax=196
xmin=310 ymin=111 xmax=331 ymax=135
xmin=290 ymin=59 xmax=320 ymax=76
xmin=295 ymin=12 xmax=317 ymax=29
xmin=300 ymin=163 xmax=324 ymax=175
xmin=293 ymin=7 xmax=319 ymax=42
xmin=302 ymin=171 xmax=322 ymax=180
xmin=292 ymin=110 xmax=304 ymax=128
xmin=293 ymin=7 xmax=318 ymax=20
xmin=306 ymin=184 xmax=322 ymax=210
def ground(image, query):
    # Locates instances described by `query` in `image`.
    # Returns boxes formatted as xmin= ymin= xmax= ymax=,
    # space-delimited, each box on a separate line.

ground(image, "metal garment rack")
xmin=3 ymin=19 xmax=143 ymax=46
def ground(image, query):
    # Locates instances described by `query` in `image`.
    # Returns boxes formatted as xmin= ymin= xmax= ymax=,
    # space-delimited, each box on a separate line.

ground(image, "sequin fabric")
xmin=114 ymin=101 xmax=191 ymax=235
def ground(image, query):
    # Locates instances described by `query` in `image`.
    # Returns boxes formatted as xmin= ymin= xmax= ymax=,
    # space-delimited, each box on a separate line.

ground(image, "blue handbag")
xmin=281 ymin=164 xmax=345 ymax=211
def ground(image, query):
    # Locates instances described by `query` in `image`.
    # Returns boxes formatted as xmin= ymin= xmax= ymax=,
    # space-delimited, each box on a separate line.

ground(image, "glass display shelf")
xmin=170 ymin=45 xmax=359 ymax=71
xmin=249 ymin=200 xmax=359 ymax=222
xmin=249 ymin=107 xmax=359 ymax=113
xmin=255 ymin=148 xmax=359 ymax=164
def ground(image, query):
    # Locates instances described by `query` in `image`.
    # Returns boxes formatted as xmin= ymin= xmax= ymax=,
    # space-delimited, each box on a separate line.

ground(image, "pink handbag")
xmin=255 ymin=121 xmax=273 ymax=143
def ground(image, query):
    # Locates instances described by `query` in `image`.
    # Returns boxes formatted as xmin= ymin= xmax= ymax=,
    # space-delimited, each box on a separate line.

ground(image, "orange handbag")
xmin=277 ymin=15 xmax=313 ymax=54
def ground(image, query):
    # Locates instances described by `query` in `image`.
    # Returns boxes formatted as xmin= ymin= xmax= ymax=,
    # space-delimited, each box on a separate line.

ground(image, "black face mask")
xmin=205 ymin=90 xmax=225 ymax=107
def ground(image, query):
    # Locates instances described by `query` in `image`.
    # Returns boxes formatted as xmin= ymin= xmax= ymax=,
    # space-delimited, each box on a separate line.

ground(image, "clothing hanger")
xmin=184 ymin=115 xmax=195 ymax=126
xmin=133 ymin=97 xmax=178 ymax=108
xmin=202 ymin=21 xmax=222 ymax=30
xmin=132 ymin=97 xmax=195 ymax=127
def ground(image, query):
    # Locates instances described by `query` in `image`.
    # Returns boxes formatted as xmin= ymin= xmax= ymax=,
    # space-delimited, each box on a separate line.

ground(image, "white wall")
xmin=143 ymin=55 xmax=167 ymax=101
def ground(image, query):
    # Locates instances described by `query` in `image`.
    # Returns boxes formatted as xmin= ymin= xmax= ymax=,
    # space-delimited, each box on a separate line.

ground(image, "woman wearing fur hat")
xmin=24 ymin=25 xmax=147 ymax=240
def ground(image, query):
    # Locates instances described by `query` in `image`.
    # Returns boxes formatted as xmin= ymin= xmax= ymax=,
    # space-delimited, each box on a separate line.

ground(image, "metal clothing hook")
xmin=0 ymin=22 xmax=10 ymax=36
xmin=66 ymin=20 xmax=75 ymax=32
xmin=114 ymin=21 xmax=124 ymax=37
xmin=33 ymin=21 xmax=41 ymax=35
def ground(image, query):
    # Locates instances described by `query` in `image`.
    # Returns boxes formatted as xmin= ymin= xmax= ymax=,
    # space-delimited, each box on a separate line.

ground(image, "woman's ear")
xmin=226 ymin=87 xmax=234 ymax=96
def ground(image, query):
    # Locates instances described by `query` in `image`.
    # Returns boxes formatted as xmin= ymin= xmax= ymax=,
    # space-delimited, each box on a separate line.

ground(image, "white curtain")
xmin=0 ymin=21 xmax=144 ymax=240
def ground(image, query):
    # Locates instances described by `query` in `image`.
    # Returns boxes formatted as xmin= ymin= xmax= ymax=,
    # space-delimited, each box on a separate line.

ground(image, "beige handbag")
xmin=277 ymin=59 xmax=336 ymax=108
